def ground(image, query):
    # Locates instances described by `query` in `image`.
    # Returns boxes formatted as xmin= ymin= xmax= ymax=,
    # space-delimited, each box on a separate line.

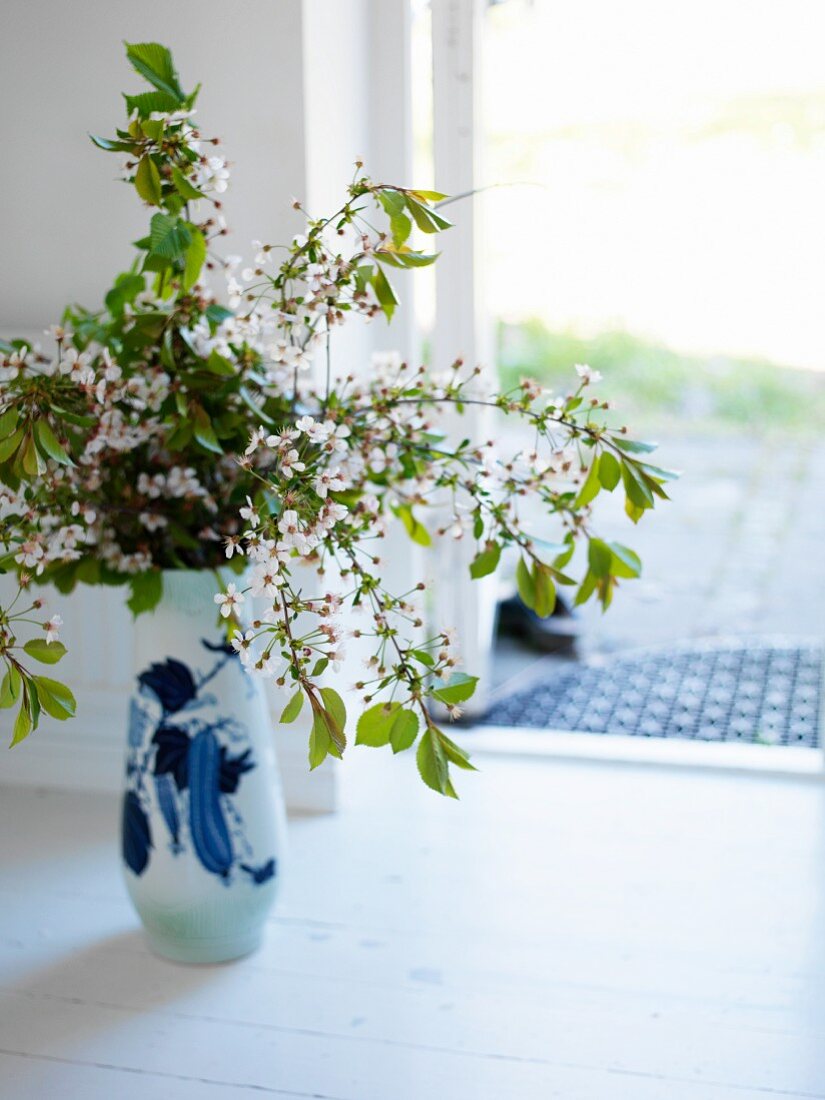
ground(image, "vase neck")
xmin=158 ymin=570 xmax=222 ymax=617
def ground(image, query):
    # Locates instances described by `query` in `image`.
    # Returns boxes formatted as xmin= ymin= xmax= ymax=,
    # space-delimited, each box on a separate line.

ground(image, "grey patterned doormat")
xmin=480 ymin=639 xmax=823 ymax=747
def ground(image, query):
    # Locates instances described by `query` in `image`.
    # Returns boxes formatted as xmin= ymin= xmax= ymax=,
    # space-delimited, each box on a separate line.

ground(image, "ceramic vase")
xmin=121 ymin=570 xmax=285 ymax=963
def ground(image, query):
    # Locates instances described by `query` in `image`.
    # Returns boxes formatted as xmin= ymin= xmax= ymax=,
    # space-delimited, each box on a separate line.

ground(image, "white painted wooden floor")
xmin=2 ymin=752 xmax=825 ymax=1099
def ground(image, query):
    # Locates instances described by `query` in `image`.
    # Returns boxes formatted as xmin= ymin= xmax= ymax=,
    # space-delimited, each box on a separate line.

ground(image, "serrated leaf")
xmin=416 ymin=726 xmax=457 ymax=798
xmin=320 ymin=687 xmax=347 ymax=753
xmin=23 ymin=639 xmax=67 ymax=665
xmin=125 ymin=42 xmax=185 ymax=101
xmin=123 ymin=89 xmax=181 ymax=118
xmin=389 ymin=709 xmax=419 ymax=754
xmin=308 ymin=709 xmax=331 ymax=769
xmin=10 ymin=704 xmax=32 ymax=747
xmin=149 ymin=213 xmax=191 ymax=260
xmin=135 ymin=155 xmax=162 ymax=205
xmin=356 ymin=702 xmax=400 ymax=747
xmin=0 ymin=666 xmax=21 ymax=708
xmin=32 ymin=676 xmax=76 ymax=721
xmin=280 ymin=689 xmax=304 ymax=724
xmin=438 ymin=730 xmax=477 ymax=771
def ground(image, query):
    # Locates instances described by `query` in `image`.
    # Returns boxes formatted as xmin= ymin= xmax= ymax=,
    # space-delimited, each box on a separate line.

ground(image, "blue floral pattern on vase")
xmin=122 ymin=639 xmax=276 ymax=887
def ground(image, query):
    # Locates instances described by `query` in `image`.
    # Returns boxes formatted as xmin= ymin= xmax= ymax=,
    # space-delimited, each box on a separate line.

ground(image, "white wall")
xmin=0 ymin=0 xmax=395 ymax=810
xmin=0 ymin=0 xmax=307 ymax=328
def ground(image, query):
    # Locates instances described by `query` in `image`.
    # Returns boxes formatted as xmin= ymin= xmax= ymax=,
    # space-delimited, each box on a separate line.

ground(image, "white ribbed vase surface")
xmin=121 ymin=570 xmax=285 ymax=963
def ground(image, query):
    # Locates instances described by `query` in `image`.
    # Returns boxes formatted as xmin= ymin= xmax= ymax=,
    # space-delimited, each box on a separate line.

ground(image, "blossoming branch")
xmin=0 ymin=42 xmax=674 ymax=794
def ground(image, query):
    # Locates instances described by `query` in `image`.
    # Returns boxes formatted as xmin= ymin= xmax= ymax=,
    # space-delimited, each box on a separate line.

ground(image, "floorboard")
xmin=2 ymin=751 xmax=824 ymax=1098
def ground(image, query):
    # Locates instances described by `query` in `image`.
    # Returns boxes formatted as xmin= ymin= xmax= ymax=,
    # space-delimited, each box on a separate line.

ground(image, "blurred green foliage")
xmin=496 ymin=320 xmax=825 ymax=437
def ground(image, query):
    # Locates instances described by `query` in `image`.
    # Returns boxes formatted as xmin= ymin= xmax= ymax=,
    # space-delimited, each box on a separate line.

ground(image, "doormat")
xmin=480 ymin=639 xmax=823 ymax=747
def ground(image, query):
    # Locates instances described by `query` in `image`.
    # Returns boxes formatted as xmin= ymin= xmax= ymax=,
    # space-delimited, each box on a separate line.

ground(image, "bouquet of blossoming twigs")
xmin=0 ymin=42 xmax=674 ymax=795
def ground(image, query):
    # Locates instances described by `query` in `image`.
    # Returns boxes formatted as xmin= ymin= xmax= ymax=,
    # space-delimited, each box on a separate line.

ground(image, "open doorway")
xmin=415 ymin=0 xmax=825 ymax=749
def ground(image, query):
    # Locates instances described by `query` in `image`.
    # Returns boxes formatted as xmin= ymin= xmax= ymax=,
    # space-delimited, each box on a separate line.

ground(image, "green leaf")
xmin=395 ymin=504 xmax=431 ymax=547
xmin=105 ymin=273 xmax=145 ymax=315
xmin=416 ymin=726 xmax=457 ymax=798
xmin=0 ymin=429 xmax=23 ymax=464
xmin=172 ymin=166 xmax=205 ymax=202
xmin=625 ymin=497 xmax=645 ymax=524
xmin=405 ymin=197 xmax=453 ymax=234
xmin=135 ymin=155 xmax=162 ymax=205
xmin=588 ymin=538 xmax=613 ymax=579
xmin=32 ymin=676 xmax=76 ymax=721
xmin=621 ymin=462 xmax=654 ymax=508
xmin=183 ymin=228 xmax=207 ymax=290
xmin=532 ymin=564 xmax=556 ymax=618
xmin=311 ymin=657 xmax=329 ymax=677
xmin=89 ymin=133 xmax=137 ymax=152
xmin=431 ymin=672 xmax=478 ymax=706
xmin=308 ymin=709 xmax=331 ymax=769
xmin=149 ymin=213 xmax=192 ymax=260
xmin=378 ymin=191 xmax=412 ymax=246
xmin=409 ymin=189 xmax=448 ymax=202
xmin=574 ymin=457 xmax=601 ymax=508
xmin=123 ymin=89 xmax=181 ymax=118
xmin=516 ymin=556 xmax=536 ymax=610
xmin=614 ymin=437 xmax=658 ymax=455
xmin=206 ymin=304 xmax=234 ymax=326
xmin=23 ymin=639 xmax=67 ymax=665
xmin=19 ymin=433 xmax=44 ymax=477
xmin=205 ymin=349 xmax=236 ymax=376
xmin=127 ymin=571 xmax=163 ymax=616
xmin=439 ymin=730 xmax=477 ymax=771
xmin=598 ymin=450 xmax=621 ymax=491
xmin=372 ymin=265 xmax=399 ymax=321
xmin=280 ymin=689 xmax=304 ymax=724
xmin=0 ymin=407 xmax=19 ymax=438
xmin=320 ymin=687 xmax=347 ymax=753
xmin=0 ymin=666 xmax=21 ymax=709
xmin=609 ymin=542 xmax=642 ymax=579
xmin=389 ymin=709 xmax=419 ymax=754
xmin=469 ymin=541 xmax=501 ymax=579
xmin=192 ymin=405 xmax=223 ymax=454
xmin=356 ymin=702 xmax=400 ymax=747
xmin=125 ymin=42 xmax=185 ymax=101
xmin=10 ymin=704 xmax=32 ymax=747
xmin=34 ymin=420 xmax=72 ymax=466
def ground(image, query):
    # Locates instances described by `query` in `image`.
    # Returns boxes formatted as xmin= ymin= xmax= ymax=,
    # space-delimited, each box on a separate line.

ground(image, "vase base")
xmin=144 ymin=927 xmax=264 ymax=965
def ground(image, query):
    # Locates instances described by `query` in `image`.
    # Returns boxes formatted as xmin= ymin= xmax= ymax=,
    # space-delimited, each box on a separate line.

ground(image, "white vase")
xmin=121 ymin=570 xmax=286 ymax=963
